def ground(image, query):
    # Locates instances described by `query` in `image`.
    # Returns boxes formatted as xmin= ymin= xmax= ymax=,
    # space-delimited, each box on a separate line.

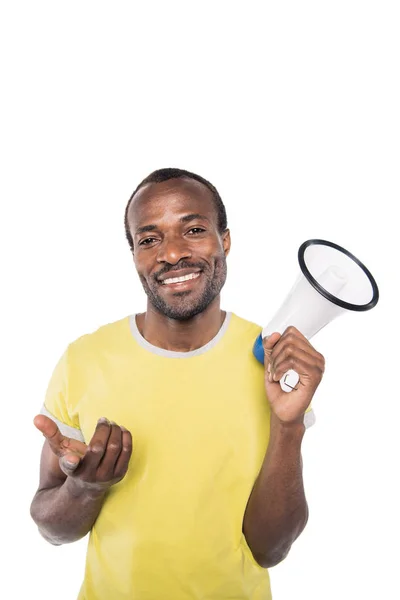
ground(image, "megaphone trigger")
xmin=280 ymin=369 xmax=300 ymax=393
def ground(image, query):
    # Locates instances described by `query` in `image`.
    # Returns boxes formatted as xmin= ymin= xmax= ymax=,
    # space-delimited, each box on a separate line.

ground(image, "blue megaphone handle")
xmin=253 ymin=333 xmax=265 ymax=364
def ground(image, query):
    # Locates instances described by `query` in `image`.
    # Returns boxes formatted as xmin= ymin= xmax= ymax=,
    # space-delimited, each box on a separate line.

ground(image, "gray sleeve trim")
xmin=304 ymin=409 xmax=316 ymax=429
xmin=40 ymin=405 xmax=85 ymax=442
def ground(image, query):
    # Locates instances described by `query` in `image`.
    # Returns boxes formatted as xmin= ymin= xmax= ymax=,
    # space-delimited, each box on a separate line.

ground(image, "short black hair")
xmin=124 ymin=168 xmax=228 ymax=252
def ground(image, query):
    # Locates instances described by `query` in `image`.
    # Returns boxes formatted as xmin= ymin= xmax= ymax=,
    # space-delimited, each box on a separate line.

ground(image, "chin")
xmin=160 ymin=303 xmax=207 ymax=321
xmin=153 ymin=292 xmax=214 ymax=321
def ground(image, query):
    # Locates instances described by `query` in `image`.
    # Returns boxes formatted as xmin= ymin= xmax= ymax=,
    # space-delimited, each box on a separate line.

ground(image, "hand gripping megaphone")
xmin=253 ymin=239 xmax=379 ymax=392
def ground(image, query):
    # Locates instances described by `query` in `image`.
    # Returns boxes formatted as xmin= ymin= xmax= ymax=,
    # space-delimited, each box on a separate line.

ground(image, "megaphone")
xmin=253 ymin=239 xmax=379 ymax=392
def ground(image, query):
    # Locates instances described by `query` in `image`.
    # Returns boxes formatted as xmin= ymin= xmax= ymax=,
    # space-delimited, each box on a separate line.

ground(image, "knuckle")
xmin=281 ymin=343 xmax=295 ymax=359
xmin=108 ymin=442 xmax=121 ymax=453
xmin=315 ymin=353 xmax=325 ymax=372
xmin=89 ymin=443 xmax=104 ymax=455
xmin=285 ymin=333 xmax=296 ymax=345
xmin=286 ymin=326 xmax=299 ymax=337
xmin=312 ymin=364 xmax=323 ymax=379
xmin=60 ymin=438 xmax=71 ymax=450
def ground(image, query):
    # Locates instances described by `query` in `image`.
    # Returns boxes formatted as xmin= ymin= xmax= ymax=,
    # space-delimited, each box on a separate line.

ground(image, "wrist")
xmin=65 ymin=476 xmax=109 ymax=500
xmin=270 ymin=412 xmax=306 ymax=441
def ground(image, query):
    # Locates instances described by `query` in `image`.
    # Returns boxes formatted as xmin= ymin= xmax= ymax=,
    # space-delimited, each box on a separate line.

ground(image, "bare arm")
xmin=30 ymin=440 xmax=107 ymax=544
xmin=243 ymin=413 xmax=307 ymax=568
xmin=30 ymin=416 xmax=133 ymax=545
xmin=243 ymin=327 xmax=324 ymax=568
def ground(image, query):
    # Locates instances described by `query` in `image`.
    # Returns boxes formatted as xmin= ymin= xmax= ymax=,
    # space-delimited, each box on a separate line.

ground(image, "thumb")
xmin=59 ymin=453 xmax=82 ymax=477
xmin=262 ymin=332 xmax=281 ymax=362
xmin=34 ymin=414 xmax=65 ymax=456
xmin=34 ymin=414 xmax=87 ymax=458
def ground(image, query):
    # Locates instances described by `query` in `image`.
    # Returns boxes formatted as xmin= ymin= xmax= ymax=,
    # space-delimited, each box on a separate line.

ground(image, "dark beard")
xmin=139 ymin=256 xmax=227 ymax=321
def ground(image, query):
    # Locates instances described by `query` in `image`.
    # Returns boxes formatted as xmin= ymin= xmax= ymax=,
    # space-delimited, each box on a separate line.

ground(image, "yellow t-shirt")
xmin=41 ymin=312 xmax=314 ymax=600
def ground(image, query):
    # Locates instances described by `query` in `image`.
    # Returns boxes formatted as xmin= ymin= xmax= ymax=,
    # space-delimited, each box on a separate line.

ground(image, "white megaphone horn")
xmin=253 ymin=239 xmax=379 ymax=392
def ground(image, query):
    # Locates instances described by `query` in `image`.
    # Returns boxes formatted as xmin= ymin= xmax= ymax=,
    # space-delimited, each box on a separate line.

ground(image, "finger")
xmin=263 ymin=333 xmax=282 ymax=371
xmin=80 ymin=418 xmax=112 ymax=476
xmin=272 ymin=328 xmax=320 ymax=367
xmin=262 ymin=332 xmax=281 ymax=354
xmin=271 ymin=345 xmax=324 ymax=380
xmin=263 ymin=330 xmax=313 ymax=375
xmin=34 ymin=414 xmax=87 ymax=458
xmin=114 ymin=428 xmax=133 ymax=479
xmin=34 ymin=415 xmax=65 ymax=457
xmin=281 ymin=325 xmax=309 ymax=342
xmin=272 ymin=331 xmax=316 ymax=357
xmin=272 ymin=355 xmax=324 ymax=384
xmin=59 ymin=453 xmax=83 ymax=477
xmin=269 ymin=331 xmax=321 ymax=367
xmin=96 ymin=423 xmax=123 ymax=480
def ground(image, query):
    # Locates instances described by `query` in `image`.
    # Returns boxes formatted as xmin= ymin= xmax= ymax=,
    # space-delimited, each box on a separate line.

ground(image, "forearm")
xmin=30 ymin=477 xmax=107 ymax=545
xmin=243 ymin=413 xmax=308 ymax=568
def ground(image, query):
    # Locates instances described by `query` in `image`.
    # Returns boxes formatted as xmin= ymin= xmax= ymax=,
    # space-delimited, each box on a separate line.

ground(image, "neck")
xmin=136 ymin=298 xmax=226 ymax=352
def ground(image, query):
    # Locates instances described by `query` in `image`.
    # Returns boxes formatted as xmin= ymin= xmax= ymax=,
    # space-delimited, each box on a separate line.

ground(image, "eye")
xmin=139 ymin=237 xmax=157 ymax=246
xmin=187 ymin=227 xmax=206 ymax=235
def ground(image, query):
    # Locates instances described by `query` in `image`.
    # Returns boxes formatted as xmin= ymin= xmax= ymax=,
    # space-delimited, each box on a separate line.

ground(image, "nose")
xmin=156 ymin=234 xmax=192 ymax=265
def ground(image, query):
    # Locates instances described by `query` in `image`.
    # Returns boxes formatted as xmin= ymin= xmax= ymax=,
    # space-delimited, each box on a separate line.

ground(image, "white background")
xmin=1 ymin=1 xmax=399 ymax=599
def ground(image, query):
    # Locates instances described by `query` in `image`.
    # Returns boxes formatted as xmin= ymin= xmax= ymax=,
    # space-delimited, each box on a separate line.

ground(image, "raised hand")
xmin=262 ymin=326 xmax=325 ymax=426
xmin=34 ymin=415 xmax=133 ymax=492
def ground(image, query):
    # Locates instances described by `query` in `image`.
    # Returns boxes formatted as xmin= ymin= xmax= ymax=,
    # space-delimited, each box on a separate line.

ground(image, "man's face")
xmin=127 ymin=178 xmax=231 ymax=321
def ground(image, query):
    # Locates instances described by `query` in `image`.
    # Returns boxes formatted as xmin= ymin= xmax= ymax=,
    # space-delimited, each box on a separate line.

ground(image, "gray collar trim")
xmin=129 ymin=312 xmax=232 ymax=358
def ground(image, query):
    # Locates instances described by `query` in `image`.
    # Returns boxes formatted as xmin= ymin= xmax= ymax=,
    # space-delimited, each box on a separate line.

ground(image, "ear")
xmin=222 ymin=229 xmax=231 ymax=257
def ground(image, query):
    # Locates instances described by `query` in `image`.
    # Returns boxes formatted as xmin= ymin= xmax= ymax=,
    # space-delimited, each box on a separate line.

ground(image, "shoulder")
xmin=227 ymin=312 xmax=263 ymax=343
xmin=68 ymin=315 xmax=132 ymax=360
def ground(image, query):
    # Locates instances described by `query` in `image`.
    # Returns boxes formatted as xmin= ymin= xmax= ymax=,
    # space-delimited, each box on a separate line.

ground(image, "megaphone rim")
xmin=298 ymin=239 xmax=379 ymax=312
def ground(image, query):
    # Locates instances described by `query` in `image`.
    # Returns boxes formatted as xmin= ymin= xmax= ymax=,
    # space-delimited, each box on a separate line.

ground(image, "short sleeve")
xmin=39 ymin=347 xmax=85 ymax=442
xmin=304 ymin=404 xmax=316 ymax=429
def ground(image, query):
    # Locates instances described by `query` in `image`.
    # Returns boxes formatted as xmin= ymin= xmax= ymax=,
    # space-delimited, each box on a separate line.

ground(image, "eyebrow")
xmin=135 ymin=213 xmax=210 ymax=236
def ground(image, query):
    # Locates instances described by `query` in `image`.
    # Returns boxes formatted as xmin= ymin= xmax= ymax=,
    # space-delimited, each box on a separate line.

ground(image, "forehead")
xmin=127 ymin=178 xmax=217 ymax=230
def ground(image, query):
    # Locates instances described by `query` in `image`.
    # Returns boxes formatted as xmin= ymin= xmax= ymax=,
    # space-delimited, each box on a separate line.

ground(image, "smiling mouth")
xmin=161 ymin=272 xmax=201 ymax=285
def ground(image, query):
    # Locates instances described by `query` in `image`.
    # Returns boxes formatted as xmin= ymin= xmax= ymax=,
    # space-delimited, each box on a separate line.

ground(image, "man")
xmin=31 ymin=168 xmax=324 ymax=600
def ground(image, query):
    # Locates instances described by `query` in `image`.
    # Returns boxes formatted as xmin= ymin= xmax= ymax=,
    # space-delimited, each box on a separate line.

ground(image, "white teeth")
xmin=163 ymin=272 xmax=200 ymax=285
